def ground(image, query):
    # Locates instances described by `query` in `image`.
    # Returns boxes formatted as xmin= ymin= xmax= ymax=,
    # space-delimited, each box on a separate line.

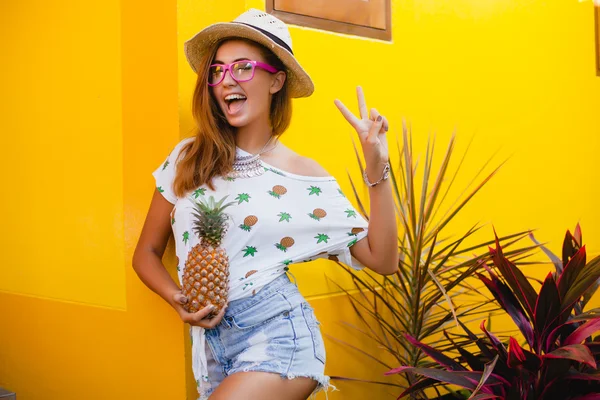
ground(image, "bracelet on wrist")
xmin=363 ymin=161 xmax=390 ymax=187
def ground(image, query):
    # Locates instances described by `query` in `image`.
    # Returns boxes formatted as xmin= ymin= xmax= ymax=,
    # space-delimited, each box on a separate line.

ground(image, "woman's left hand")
xmin=334 ymin=86 xmax=389 ymax=179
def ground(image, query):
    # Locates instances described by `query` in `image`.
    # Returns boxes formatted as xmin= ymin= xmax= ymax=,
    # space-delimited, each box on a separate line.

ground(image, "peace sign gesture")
xmin=334 ymin=86 xmax=390 ymax=174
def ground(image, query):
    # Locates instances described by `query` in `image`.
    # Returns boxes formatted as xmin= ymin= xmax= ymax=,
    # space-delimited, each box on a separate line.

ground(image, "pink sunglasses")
xmin=208 ymin=60 xmax=279 ymax=86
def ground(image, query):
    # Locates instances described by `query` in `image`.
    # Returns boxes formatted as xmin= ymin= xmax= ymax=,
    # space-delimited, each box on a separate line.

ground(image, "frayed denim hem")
xmin=304 ymin=374 xmax=339 ymax=400
xmin=209 ymin=368 xmax=338 ymax=399
xmin=281 ymin=370 xmax=338 ymax=399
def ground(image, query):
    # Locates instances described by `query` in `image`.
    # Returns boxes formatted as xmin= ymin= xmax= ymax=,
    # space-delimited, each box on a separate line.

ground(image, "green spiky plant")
xmin=328 ymin=123 xmax=538 ymax=397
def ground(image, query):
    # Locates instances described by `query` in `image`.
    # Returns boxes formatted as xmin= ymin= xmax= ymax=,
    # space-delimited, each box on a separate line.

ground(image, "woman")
xmin=133 ymin=8 xmax=398 ymax=400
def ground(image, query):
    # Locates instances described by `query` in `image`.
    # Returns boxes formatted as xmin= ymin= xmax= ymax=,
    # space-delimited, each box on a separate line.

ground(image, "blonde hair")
xmin=173 ymin=38 xmax=292 ymax=195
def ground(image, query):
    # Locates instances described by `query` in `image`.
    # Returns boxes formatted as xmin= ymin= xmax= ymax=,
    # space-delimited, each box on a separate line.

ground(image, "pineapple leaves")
xmin=189 ymin=195 xmax=235 ymax=246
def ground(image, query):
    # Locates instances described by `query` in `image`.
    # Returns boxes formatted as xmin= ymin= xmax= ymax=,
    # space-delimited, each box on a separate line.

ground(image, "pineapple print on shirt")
xmin=275 ymin=237 xmax=295 ymax=252
xmin=345 ymin=209 xmax=357 ymax=218
xmin=243 ymin=246 xmax=258 ymax=257
xmin=238 ymin=269 xmax=258 ymax=292
xmin=277 ymin=212 xmax=292 ymax=222
xmin=268 ymin=185 xmax=287 ymax=198
xmin=307 ymin=185 xmax=322 ymax=196
xmin=349 ymin=227 xmax=365 ymax=236
xmin=239 ymin=215 xmax=258 ymax=232
xmin=308 ymin=208 xmax=327 ymax=221
xmin=315 ymin=233 xmax=330 ymax=244
xmin=235 ymin=193 xmax=251 ymax=204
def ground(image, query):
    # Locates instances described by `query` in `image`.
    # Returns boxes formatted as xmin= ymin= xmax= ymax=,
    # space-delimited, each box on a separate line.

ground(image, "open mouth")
xmin=224 ymin=94 xmax=247 ymax=114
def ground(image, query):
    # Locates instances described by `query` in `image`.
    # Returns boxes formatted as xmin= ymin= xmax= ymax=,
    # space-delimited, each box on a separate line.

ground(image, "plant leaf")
xmin=404 ymin=334 xmax=467 ymax=371
xmin=469 ymin=394 xmax=502 ymax=400
xmin=387 ymin=367 xmax=480 ymax=390
xmin=582 ymin=277 xmax=600 ymax=310
xmin=507 ymin=337 xmax=541 ymax=371
xmin=480 ymin=320 xmax=508 ymax=358
xmin=490 ymin=232 xmax=538 ymax=320
xmin=570 ymin=395 xmax=600 ymax=400
xmin=545 ymin=309 xmax=600 ymax=352
xmin=574 ymin=223 xmax=583 ymax=247
xmin=529 ymin=231 xmax=563 ymax=275
xmin=427 ymin=268 xmax=460 ymax=329
xmin=562 ymin=229 xmax=581 ymax=267
xmin=468 ymin=355 xmax=499 ymax=399
xmin=544 ymin=344 xmax=597 ymax=368
xmin=478 ymin=272 xmax=534 ymax=348
xmin=328 ymin=375 xmax=404 ymax=387
xmin=563 ymin=318 xmax=600 ymax=346
xmin=565 ymin=371 xmax=600 ymax=381
xmin=534 ymin=272 xmax=560 ymax=351
xmin=557 ymin=246 xmax=587 ymax=302
xmin=393 ymin=377 xmax=440 ymax=399
xmin=562 ymin=254 xmax=600 ymax=317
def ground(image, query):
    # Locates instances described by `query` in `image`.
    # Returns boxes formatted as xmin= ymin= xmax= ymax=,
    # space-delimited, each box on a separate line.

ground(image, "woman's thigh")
xmin=208 ymin=371 xmax=318 ymax=400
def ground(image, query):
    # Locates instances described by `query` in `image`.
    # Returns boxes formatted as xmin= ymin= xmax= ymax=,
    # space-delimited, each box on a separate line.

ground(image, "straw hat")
xmin=184 ymin=9 xmax=314 ymax=98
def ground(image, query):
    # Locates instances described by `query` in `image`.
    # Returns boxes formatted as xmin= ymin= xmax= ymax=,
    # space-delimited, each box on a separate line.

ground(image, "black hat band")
xmin=235 ymin=22 xmax=294 ymax=55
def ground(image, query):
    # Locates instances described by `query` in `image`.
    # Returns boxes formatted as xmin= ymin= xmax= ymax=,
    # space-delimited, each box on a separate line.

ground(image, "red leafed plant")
xmin=387 ymin=225 xmax=600 ymax=399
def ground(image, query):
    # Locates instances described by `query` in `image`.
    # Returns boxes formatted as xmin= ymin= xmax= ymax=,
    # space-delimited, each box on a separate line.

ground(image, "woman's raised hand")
xmin=172 ymin=291 xmax=227 ymax=328
xmin=334 ymin=86 xmax=390 ymax=178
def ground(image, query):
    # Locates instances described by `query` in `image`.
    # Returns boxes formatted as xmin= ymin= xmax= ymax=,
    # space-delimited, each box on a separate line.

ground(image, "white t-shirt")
xmin=152 ymin=137 xmax=369 ymax=398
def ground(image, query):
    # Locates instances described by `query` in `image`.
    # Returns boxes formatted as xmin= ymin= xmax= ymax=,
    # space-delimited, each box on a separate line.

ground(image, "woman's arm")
xmin=132 ymin=189 xmax=181 ymax=308
xmin=350 ymin=163 xmax=399 ymax=275
xmin=334 ymin=86 xmax=399 ymax=275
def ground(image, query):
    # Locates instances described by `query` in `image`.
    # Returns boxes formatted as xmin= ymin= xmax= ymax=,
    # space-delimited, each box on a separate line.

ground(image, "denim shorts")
xmin=203 ymin=273 xmax=336 ymax=398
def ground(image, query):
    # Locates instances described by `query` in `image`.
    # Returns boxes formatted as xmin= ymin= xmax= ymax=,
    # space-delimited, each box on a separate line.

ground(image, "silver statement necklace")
xmin=229 ymin=136 xmax=279 ymax=179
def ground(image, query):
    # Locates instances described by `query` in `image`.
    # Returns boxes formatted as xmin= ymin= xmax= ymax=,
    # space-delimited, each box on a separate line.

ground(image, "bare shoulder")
xmin=294 ymin=155 xmax=331 ymax=177
xmin=263 ymin=143 xmax=332 ymax=177
xmin=280 ymin=145 xmax=331 ymax=177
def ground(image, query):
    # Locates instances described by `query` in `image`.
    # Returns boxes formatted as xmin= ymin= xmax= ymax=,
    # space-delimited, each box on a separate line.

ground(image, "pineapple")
xmin=182 ymin=195 xmax=235 ymax=316
xmin=239 ymin=215 xmax=258 ymax=231
xmin=268 ymin=185 xmax=287 ymax=198
xmin=275 ymin=236 xmax=295 ymax=252
xmin=308 ymin=208 xmax=327 ymax=221
xmin=348 ymin=227 xmax=365 ymax=236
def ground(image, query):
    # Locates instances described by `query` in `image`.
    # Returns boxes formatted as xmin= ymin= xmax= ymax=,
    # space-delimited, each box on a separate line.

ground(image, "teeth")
xmin=225 ymin=94 xmax=247 ymax=101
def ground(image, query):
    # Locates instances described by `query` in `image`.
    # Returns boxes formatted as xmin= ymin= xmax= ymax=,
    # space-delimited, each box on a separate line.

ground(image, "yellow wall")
xmin=1 ymin=0 xmax=188 ymax=399
xmin=1 ymin=0 xmax=598 ymax=399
